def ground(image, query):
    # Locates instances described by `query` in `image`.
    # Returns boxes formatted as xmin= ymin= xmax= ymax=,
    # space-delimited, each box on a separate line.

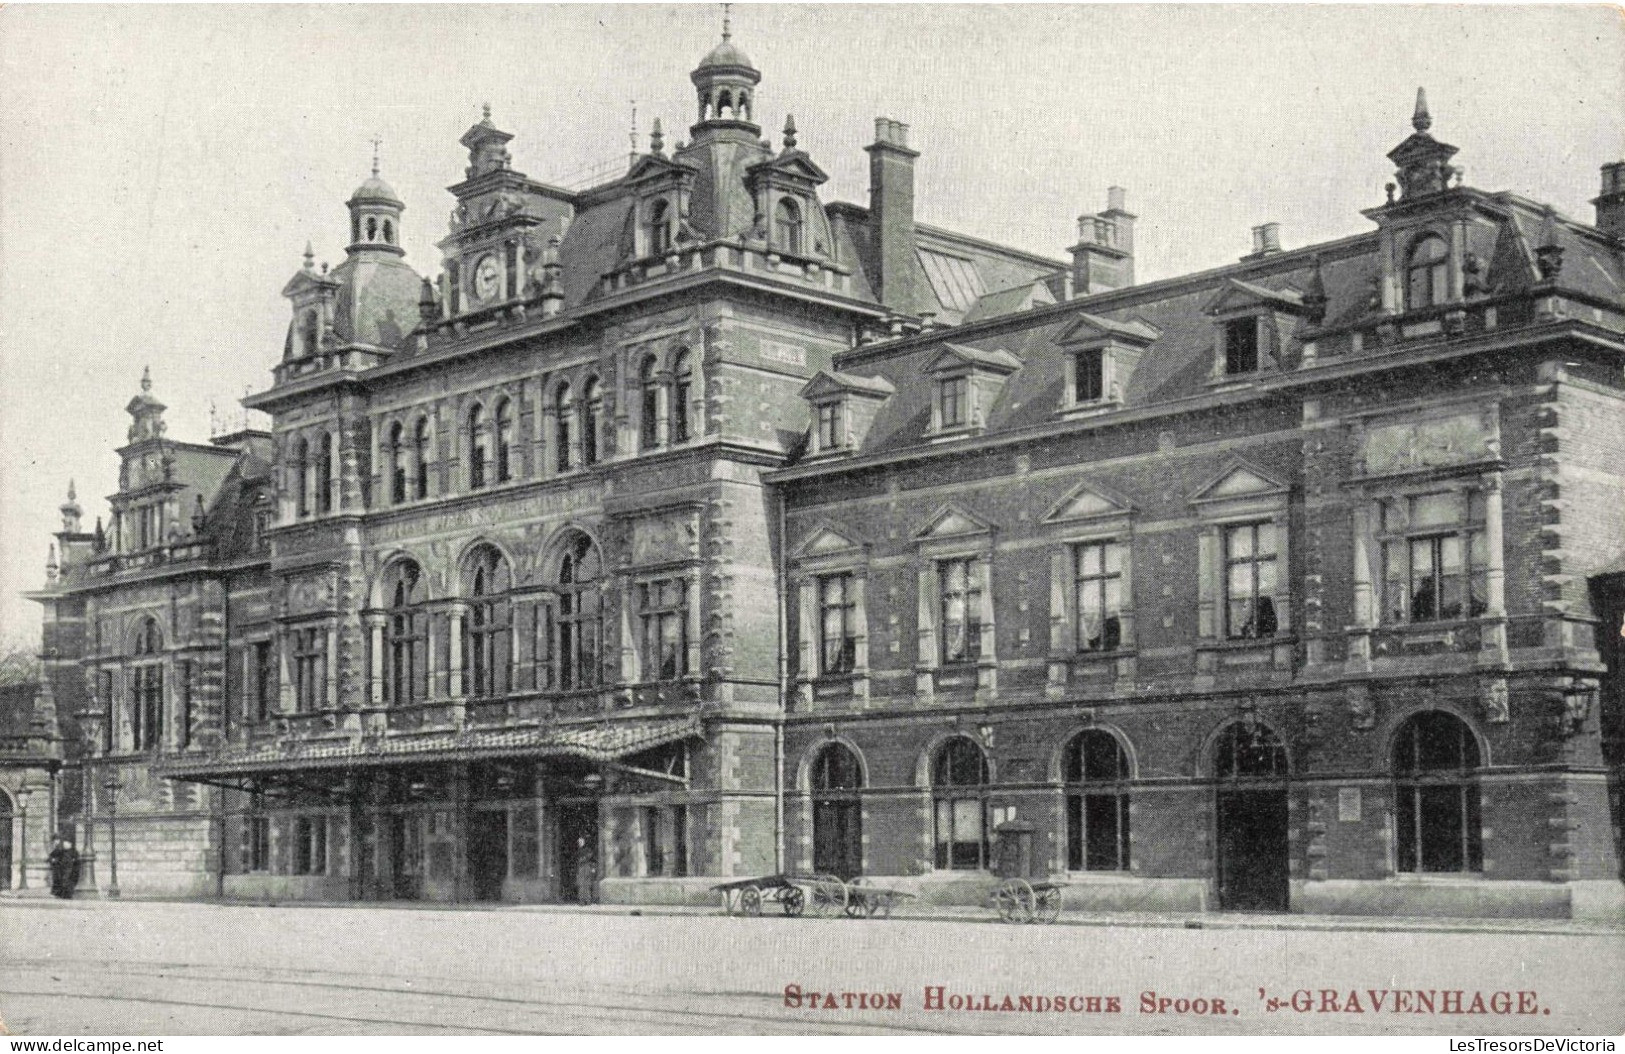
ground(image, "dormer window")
xmin=1406 ymin=234 xmax=1449 ymax=311
xmin=1224 ymin=318 xmax=1260 ymax=375
xmin=1073 ymin=348 xmax=1105 ymax=403
xmin=816 ymin=400 xmax=843 ymax=452
xmin=773 ymin=198 xmax=802 ymax=255
xmin=937 ymin=376 xmax=967 ymax=430
xmin=1055 ymin=313 xmax=1157 ymax=418
xmin=647 ymin=199 xmax=672 ymax=257
xmin=300 ymin=311 xmax=319 ymax=358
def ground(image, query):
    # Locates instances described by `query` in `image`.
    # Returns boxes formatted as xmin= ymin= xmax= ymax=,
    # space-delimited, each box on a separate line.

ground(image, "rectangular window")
xmin=511 ymin=805 xmax=540 ymax=879
xmin=937 ymin=376 xmax=968 ymax=429
xmin=818 ymin=573 xmax=857 ymax=675
xmin=644 ymin=806 xmax=665 ymax=877
xmin=251 ymin=642 xmax=273 ymax=722
xmin=1224 ymin=318 xmax=1259 ymax=375
xmin=294 ymin=816 xmax=328 ymax=876
xmin=939 ymin=557 xmax=982 ymax=664
xmin=637 ymin=578 xmax=689 ymax=682
xmin=132 ymin=665 xmax=163 ymax=752
xmin=292 ymin=628 xmax=326 ymax=712
xmin=1380 ymin=492 xmax=1488 ymax=625
xmin=1223 ymin=522 xmax=1278 ymax=639
xmin=246 ymin=814 xmax=271 ymax=873
xmin=933 ymin=796 xmax=986 ymax=870
xmin=816 ymin=401 xmax=843 ymax=452
xmin=1074 ymin=541 xmax=1124 ymax=652
xmin=1073 ymin=348 xmax=1105 ymax=403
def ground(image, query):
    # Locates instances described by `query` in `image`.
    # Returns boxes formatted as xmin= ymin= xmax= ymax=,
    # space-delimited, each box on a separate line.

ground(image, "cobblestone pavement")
xmin=0 ymin=899 xmax=1620 ymax=1036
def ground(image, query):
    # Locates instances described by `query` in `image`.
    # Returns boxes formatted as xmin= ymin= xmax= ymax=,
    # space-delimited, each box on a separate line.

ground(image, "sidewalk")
xmin=4 ymin=889 xmax=1620 ymax=937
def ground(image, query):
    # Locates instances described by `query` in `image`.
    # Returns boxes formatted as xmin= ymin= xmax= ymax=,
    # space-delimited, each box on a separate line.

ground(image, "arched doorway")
xmin=809 ymin=743 xmax=863 ymax=879
xmin=1212 ymin=719 xmax=1290 ymax=912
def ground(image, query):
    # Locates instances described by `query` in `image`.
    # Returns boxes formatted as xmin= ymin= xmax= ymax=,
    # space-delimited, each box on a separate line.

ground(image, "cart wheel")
xmin=740 ymin=886 xmax=763 ymax=917
xmin=781 ymin=885 xmax=806 ymax=917
xmin=1035 ymin=886 xmax=1062 ymax=925
xmin=871 ymin=892 xmax=895 ymax=919
xmin=808 ymin=874 xmax=849 ymax=918
xmin=844 ymin=877 xmax=872 ymax=919
xmin=993 ymin=878 xmax=1035 ymax=924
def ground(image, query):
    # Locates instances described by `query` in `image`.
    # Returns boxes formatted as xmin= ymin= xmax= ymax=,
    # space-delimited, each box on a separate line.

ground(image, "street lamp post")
xmin=103 ymin=774 xmax=121 ymax=899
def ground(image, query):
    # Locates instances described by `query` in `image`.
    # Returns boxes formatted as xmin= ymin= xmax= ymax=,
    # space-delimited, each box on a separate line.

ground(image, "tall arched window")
xmin=463 ymin=546 xmax=512 ymax=700
xmin=670 ymin=350 xmax=693 ymax=444
xmin=582 ymin=377 xmax=602 ymax=466
xmin=294 ymin=437 xmax=312 ymax=517
xmin=555 ymin=382 xmax=573 ymax=472
xmin=467 ymin=403 xmax=488 ymax=490
xmin=810 ymin=742 xmax=864 ymax=879
xmin=1393 ymin=711 xmax=1482 ymax=873
xmin=647 ymin=199 xmax=671 ymax=257
xmin=1406 ymin=234 xmax=1449 ymax=311
xmin=773 ymin=198 xmax=803 ymax=256
xmin=1063 ymin=730 xmax=1131 ymax=871
xmin=639 ymin=356 xmax=662 ymax=451
xmin=1212 ymin=718 xmax=1291 ymax=911
xmin=413 ymin=417 xmax=431 ymax=500
xmin=932 ymin=737 xmax=989 ymax=870
xmin=130 ymin=618 xmax=164 ymax=752
xmin=494 ymin=398 xmax=514 ymax=483
xmin=300 ymin=311 xmax=319 ymax=357
xmin=382 ymin=219 xmax=394 ymax=245
xmin=383 ymin=561 xmax=426 ymax=706
xmin=317 ymin=432 xmax=334 ymax=513
xmin=389 ymin=422 xmax=408 ymax=504
xmin=557 ymin=535 xmax=602 ymax=690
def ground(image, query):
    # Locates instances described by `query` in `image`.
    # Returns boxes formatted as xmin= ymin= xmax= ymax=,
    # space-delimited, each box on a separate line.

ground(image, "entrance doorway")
xmin=556 ymin=803 xmax=599 ymax=904
xmin=388 ymin=813 xmax=422 ymax=900
xmin=1211 ymin=720 xmax=1291 ymax=913
xmin=809 ymin=742 xmax=864 ymax=879
xmin=467 ymin=809 xmax=508 ymax=902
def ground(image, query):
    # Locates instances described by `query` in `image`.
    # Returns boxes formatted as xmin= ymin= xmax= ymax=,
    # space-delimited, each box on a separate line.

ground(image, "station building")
xmin=23 ymin=35 xmax=1625 ymax=919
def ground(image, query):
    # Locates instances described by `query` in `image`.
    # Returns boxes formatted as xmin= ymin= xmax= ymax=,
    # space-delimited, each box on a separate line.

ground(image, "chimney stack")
xmin=1244 ymin=222 xmax=1283 ymax=260
xmin=1594 ymin=161 xmax=1625 ymax=241
xmin=1069 ymin=187 xmax=1136 ymax=296
xmin=865 ymin=117 xmax=923 ymax=313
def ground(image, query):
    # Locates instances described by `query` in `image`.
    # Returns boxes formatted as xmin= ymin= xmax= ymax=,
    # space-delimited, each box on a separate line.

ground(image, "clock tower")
xmin=436 ymin=106 xmax=575 ymax=318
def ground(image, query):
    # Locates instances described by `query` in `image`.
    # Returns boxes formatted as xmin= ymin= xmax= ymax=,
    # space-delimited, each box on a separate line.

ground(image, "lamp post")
xmin=103 ymin=774 xmax=122 ymax=899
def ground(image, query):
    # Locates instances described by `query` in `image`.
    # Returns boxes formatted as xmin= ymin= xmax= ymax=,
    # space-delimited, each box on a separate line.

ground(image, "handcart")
xmin=842 ymin=876 xmax=919 ymax=919
xmin=712 ymin=873 xmax=849 ymax=918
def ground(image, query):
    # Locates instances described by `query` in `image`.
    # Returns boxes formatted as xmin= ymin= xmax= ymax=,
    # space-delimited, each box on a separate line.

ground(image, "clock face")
xmin=473 ymin=254 xmax=502 ymax=301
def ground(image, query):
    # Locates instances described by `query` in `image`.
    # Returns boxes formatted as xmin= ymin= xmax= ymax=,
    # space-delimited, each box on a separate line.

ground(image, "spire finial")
xmin=1412 ymin=87 xmax=1431 ymax=133
xmin=141 ymin=365 xmax=152 ymax=393
xmin=722 ymin=2 xmax=732 ymax=40
xmin=303 ymin=241 xmax=315 ymax=270
xmin=783 ymin=114 xmax=798 ymax=151
xmin=67 ymin=478 xmax=76 ymax=502
xmin=482 ymin=102 xmax=492 ymax=122
xmin=650 ymin=117 xmax=665 ymax=155
xmin=370 ymin=135 xmax=383 ymax=177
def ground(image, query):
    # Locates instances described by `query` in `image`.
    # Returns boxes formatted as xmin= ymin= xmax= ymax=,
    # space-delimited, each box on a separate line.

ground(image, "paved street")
xmin=0 ymin=900 xmax=1620 ymax=1036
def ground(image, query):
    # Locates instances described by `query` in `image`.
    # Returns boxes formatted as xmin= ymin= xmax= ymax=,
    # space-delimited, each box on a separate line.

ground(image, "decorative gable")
xmin=1054 ymin=312 xmax=1160 ymax=415
xmin=794 ymin=524 xmax=865 ymax=561
xmin=915 ymin=503 xmax=993 ymax=542
xmin=1044 ymin=480 xmax=1134 ymax=524
xmin=1190 ymin=459 xmax=1290 ymax=505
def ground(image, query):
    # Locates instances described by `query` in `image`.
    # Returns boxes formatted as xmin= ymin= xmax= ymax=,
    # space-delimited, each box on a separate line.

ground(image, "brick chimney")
xmin=1069 ymin=187 xmax=1135 ymax=295
xmin=865 ymin=117 xmax=922 ymax=312
xmin=1593 ymin=161 xmax=1625 ymax=241
xmin=1243 ymin=222 xmax=1283 ymax=260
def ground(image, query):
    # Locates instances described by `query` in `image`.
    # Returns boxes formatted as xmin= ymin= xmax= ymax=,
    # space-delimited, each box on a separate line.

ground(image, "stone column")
xmin=446 ymin=602 xmax=467 ymax=701
xmin=1480 ymin=473 xmax=1508 ymax=660
xmin=364 ymin=613 xmax=385 ymax=706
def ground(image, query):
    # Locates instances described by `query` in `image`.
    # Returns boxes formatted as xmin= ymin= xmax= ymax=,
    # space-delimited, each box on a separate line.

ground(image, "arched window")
xmin=639 ymin=356 xmax=662 ymax=451
xmin=383 ymin=561 xmax=426 ymax=707
xmin=382 ymin=219 xmax=394 ymax=245
xmin=467 ymin=403 xmax=488 ymax=490
xmin=582 ymin=377 xmax=602 ymax=466
xmin=773 ymin=198 xmax=803 ymax=256
xmin=301 ymin=311 xmax=319 ymax=356
xmin=366 ymin=216 xmax=378 ymax=241
xmin=1063 ymin=730 xmax=1131 ymax=871
xmin=555 ymin=382 xmax=573 ymax=472
xmin=1393 ymin=711 xmax=1482 ymax=873
xmin=413 ymin=417 xmax=430 ymax=499
xmin=317 ymin=432 xmax=334 ymax=514
xmin=647 ymin=199 xmax=671 ymax=257
xmin=294 ymin=437 xmax=311 ymax=517
xmin=810 ymin=742 xmax=863 ymax=878
xmin=463 ymin=546 xmax=512 ymax=700
xmin=494 ymin=398 xmax=514 ymax=483
xmin=717 ymin=89 xmax=733 ymax=118
xmin=389 ymin=422 xmax=407 ymax=504
xmin=932 ymin=737 xmax=989 ymax=870
xmin=1212 ymin=720 xmax=1288 ymax=779
xmin=670 ymin=350 xmax=693 ymax=444
xmin=1406 ymin=234 xmax=1449 ymax=311
xmin=557 ymin=535 xmax=602 ymax=690
xmin=130 ymin=618 xmax=164 ymax=752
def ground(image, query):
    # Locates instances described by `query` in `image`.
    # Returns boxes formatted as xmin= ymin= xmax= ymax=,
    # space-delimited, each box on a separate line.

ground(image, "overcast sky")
xmin=0 ymin=3 xmax=1620 ymax=641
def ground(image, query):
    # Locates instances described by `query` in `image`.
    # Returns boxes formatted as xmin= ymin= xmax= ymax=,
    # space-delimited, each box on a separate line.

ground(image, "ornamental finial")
xmin=722 ymin=2 xmax=732 ymax=40
xmin=1412 ymin=87 xmax=1431 ymax=133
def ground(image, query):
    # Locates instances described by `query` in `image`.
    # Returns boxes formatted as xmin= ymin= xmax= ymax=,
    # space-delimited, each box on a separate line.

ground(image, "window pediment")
xmin=922 ymin=342 xmax=1021 ymax=377
xmin=1055 ymin=311 xmax=1160 ymax=347
xmin=1202 ymin=277 xmax=1307 ymax=319
xmin=799 ymin=369 xmax=895 ymax=402
xmin=794 ymin=524 xmax=867 ymax=563
xmin=1190 ymin=459 xmax=1290 ymax=506
xmin=745 ymin=151 xmax=830 ymax=187
xmin=1044 ymin=481 xmax=1134 ymax=525
xmin=915 ymin=503 xmax=994 ymax=544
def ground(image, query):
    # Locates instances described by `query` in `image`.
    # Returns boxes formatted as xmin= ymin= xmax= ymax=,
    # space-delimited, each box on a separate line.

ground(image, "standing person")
xmin=574 ymin=837 xmax=597 ymax=905
xmin=47 ymin=837 xmax=79 ymax=899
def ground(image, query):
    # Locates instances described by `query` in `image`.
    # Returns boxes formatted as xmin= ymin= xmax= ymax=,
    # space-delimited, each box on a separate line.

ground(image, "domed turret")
xmin=346 ymin=141 xmax=406 ymax=256
xmin=689 ymin=11 xmax=760 ymax=138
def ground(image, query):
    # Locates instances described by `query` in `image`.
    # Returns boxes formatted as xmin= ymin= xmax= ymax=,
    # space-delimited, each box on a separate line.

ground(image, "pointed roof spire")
xmin=1412 ymin=86 xmax=1431 ymax=132
xmin=629 ymin=99 xmax=639 ymax=163
xmin=141 ymin=365 xmax=152 ymax=393
xmin=650 ymin=117 xmax=665 ymax=155
xmin=783 ymin=114 xmax=798 ymax=151
xmin=67 ymin=478 xmax=76 ymax=502
xmin=482 ymin=101 xmax=492 ymax=122
xmin=303 ymin=241 xmax=315 ymax=271
xmin=722 ymin=1 xmax=732 ymax=40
